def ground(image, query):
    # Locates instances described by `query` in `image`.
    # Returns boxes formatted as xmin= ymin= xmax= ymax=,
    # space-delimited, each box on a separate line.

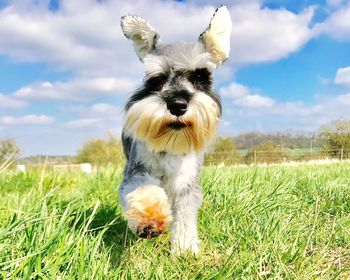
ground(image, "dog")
xmin=119 ymin=6 xmax=231 ymax=254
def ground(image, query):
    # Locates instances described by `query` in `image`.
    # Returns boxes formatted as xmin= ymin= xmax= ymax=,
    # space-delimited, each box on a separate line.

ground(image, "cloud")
xmin=0 ymin=114 xmax=54 ymax=126
xmin=220 ymin=82 xmax=251 ymax=99
xmin=0 ymin=93 xmax=27 ymax=108
xmin=61 ymin=103 xmax=122 ymax=129
xmin=326 ymin=0 xmax=346 ymax=8
xmin=335 ymin=66 xmax=350 ymax=86
xmin=90 ymin=103 xmax=117 ymax=114
xmin=314 ymin=3 xmax=350 ymax=40
xmin=0 ymin=0 xmax=318 ymax=77
xmin=12 ymin=77 xmax=135 ymax=102
xmin=229 ymin=4 xmax=315 ymax=65
xmin=61 ymin=103 xmax=121 ymax=117
xmin=0 ymin=0 xmax=210 ymax=77
xmin=220 ymin=82 xmax=275 ymax=108
xmin=219 ymin=82 xmax=350 ymax=134
xmin=65 ymin=118 xmax=102 ymax=128
xmin=335 ymin=92 xmax=350 ymax=105
xmin=235 ymin=94 xmax=275 ymax=108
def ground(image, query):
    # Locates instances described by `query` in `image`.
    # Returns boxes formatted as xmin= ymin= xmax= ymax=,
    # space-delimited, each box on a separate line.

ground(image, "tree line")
xmin=1 ymin=119 xmax=350 ymax=166
xmin=233 ymin=131 xmax=325 ymax=149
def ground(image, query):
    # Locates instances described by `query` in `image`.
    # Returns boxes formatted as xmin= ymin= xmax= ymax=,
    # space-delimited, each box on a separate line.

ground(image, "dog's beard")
xmin=124 ymin=93 xmax=220 ymax=154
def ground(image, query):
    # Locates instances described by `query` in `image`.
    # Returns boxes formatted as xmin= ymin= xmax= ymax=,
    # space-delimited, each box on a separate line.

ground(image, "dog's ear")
xmin=199 ymin=6 xmax=232 ymax=65
xmin=121 ymin=15 xmax=160 ymax=61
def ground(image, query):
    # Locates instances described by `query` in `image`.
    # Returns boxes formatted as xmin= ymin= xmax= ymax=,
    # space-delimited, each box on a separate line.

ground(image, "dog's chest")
xmin=138 ymin=144 xmax=200 ymax=194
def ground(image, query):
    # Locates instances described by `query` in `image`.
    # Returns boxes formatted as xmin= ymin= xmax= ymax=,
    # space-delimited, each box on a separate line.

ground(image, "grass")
xmin=0 ymin=163 xmax=350 ymax=279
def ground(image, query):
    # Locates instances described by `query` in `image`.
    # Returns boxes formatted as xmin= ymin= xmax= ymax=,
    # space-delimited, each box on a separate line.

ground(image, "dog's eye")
xmin=188 ymin=68 xmax=211 ymax=86
xmin=145 ymin=74 xmax=168 ymax=91
xmin=188 ymin=68 xmax=212 ymax=91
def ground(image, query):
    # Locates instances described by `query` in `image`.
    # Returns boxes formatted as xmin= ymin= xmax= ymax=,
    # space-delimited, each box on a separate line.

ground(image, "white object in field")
xmin=80 ymin=163 xmax=92 ymax=173
xmin=17 ymin=165 xmax=26 ymax=172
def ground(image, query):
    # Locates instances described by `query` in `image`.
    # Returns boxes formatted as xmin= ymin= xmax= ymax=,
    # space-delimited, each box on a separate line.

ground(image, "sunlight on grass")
xmin=0 ymin=163 xmax=349 ymax=278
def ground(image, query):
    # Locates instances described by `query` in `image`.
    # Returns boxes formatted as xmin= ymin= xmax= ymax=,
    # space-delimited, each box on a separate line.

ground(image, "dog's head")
xmin=121 ymin=6 xmax=231 ymax=155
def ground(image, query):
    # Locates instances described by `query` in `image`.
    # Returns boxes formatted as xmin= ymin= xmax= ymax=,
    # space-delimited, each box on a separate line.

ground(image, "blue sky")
xmin=0 ymin=0 xmax=350 ymax=156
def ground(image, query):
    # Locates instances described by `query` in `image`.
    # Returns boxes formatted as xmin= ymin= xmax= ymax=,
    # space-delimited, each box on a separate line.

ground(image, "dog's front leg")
xmin=170 ymin=185 xmax=203 ymax=255
xmin=119 ymin=174 xmax=172 ymax=238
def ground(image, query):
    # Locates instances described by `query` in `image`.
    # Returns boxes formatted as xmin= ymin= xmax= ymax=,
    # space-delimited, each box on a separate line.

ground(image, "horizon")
xmin=18 ymin=130 xmax=326 ymax=158
xmin=1 ymin=0 xmax=350 ymax=156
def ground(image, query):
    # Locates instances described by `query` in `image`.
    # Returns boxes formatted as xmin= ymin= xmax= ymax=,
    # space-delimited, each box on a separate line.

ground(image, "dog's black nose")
xmin=137 ymin=225 xmax=161 ymax=239
xmin=167 ymin=98 xmax=188 ymax=116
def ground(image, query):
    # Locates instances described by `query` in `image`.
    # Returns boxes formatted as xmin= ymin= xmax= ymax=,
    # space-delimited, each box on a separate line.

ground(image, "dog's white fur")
xmin=200 ymin=6 xmax=232 ymax=64
xmin=121 ymin=15 xmax=159 ymax=60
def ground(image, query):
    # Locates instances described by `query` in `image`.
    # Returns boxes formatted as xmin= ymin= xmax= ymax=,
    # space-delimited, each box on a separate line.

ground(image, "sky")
xmin=0 ymin=0 xmax=350 ymax=156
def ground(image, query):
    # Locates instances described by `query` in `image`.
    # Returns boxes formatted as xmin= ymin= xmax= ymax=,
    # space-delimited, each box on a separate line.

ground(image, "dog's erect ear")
xmin=121 ymin=15 xmax=160 ymax=61
xmin=199 ymin=6 xmax=232 ymax=65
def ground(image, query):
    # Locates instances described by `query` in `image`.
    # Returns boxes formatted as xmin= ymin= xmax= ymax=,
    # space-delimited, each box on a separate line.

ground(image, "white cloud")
xmin=12 ymin=77 xmax=135 ymax=102
xmin=0 ymin=93 xmax=27 ymax=109
xmin=90 ymin=103 xmax=118 ymax=114
xmin=65 ymin=118 xmax=102 ymax=128
xmin=335 ymin=92 xmax=350 ymax=105
xmin=61 ymin=103 xmax=122 ymax=130
xmin=220 ymin=82 xmax=275 ymax=108
xmin=235 ymin=94 xmax=275 ymax=108
xmin=219 ymin=82 xmax=350 ymax=134
xmin=220 ymin=82 xmax=251 ymax=99
xmin=0 ymin=0 xmax=318 ymax=77
xmin=0 ymin=114 xmax=54 ymax=126
xmin=326 ymin=0 xmax=346 ymax=8
xmin=335 ymin=66 xmax=350 ymax=86
xmin=229 ymin=4 xmax=315 ymax=65
xmin=0 ymin=0 xmax=210 ymax=77
xmin=60 ymin=103 xmax=121 ymax=118
xmin=314 ymin=3 xmax=350 ymax=39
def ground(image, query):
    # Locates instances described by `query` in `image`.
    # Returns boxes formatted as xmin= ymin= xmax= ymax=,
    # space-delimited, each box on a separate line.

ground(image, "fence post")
xmin=254 ymin=150 xmax=257 ymax=165
xmin=340 ymin=148 xmax=343 ymax=161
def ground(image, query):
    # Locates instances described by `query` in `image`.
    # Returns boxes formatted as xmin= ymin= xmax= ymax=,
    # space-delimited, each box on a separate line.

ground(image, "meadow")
xmin=0 ymin=162 xmax=349 ymax=279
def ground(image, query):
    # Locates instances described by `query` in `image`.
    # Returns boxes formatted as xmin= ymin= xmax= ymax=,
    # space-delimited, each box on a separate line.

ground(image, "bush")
xmin=244 ymin=141 xmax=288 ymax=164
xmin=204 ymin=137 xmax=241 ymax=165
xmin=0 ymin=138 xmax=21 ymax=164
xmin=75 ymin=134 xmax=124 ymax=166
xmin=320 ymin=119 xmax=350 ymax=159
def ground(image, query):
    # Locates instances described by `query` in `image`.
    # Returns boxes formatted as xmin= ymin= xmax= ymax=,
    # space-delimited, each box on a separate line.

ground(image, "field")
xmin=0 ymin=162 xmax=350 ymax=279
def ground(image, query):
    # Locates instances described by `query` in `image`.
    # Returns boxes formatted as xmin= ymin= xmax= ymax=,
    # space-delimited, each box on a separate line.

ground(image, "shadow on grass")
xmin=70 ymin=203 xmax=137 ymax=266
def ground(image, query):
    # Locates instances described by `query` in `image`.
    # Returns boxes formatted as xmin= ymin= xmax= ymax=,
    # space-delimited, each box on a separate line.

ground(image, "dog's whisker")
xmin=171 ymin=132 xmax=179 ymax=151
xmin=164 ymin=130 xmax=176 ymax=151
xmin=182 ymin=129 xmax=190 ymax=148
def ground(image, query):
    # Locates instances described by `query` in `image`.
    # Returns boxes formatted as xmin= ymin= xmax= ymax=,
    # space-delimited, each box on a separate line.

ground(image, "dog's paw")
xmin=171 ymin=238 xmax=200 ymax=256
xmin=123 ymin=185 xmax=172 ymax=238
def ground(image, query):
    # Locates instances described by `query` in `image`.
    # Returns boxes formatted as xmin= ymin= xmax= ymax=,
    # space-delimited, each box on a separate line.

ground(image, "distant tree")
xmin=234 ymin=131 xmax=324 ymax=149
xmin=320 ymin=119 xmax=350 ymax=159
xmin=18 ymin=155 xmax=75 ymax=165
xmin=0 ymin=138 xmax=21 ymax=164
xmin=244 ymin=141 xmax=287 ymax=164
xmin=75 ymin=133 xmax=125 ymax=165
xmin=204 ymin=137 xmax=241 ymax=165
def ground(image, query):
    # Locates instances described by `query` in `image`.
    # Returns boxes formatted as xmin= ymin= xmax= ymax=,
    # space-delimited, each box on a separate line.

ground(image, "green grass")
xmin=1 ymin=163 xmax=350 ymax=279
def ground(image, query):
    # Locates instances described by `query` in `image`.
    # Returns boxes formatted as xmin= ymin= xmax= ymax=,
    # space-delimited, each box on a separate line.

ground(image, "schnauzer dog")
xmin=119 ymin=6 xmax=231 ymax=254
